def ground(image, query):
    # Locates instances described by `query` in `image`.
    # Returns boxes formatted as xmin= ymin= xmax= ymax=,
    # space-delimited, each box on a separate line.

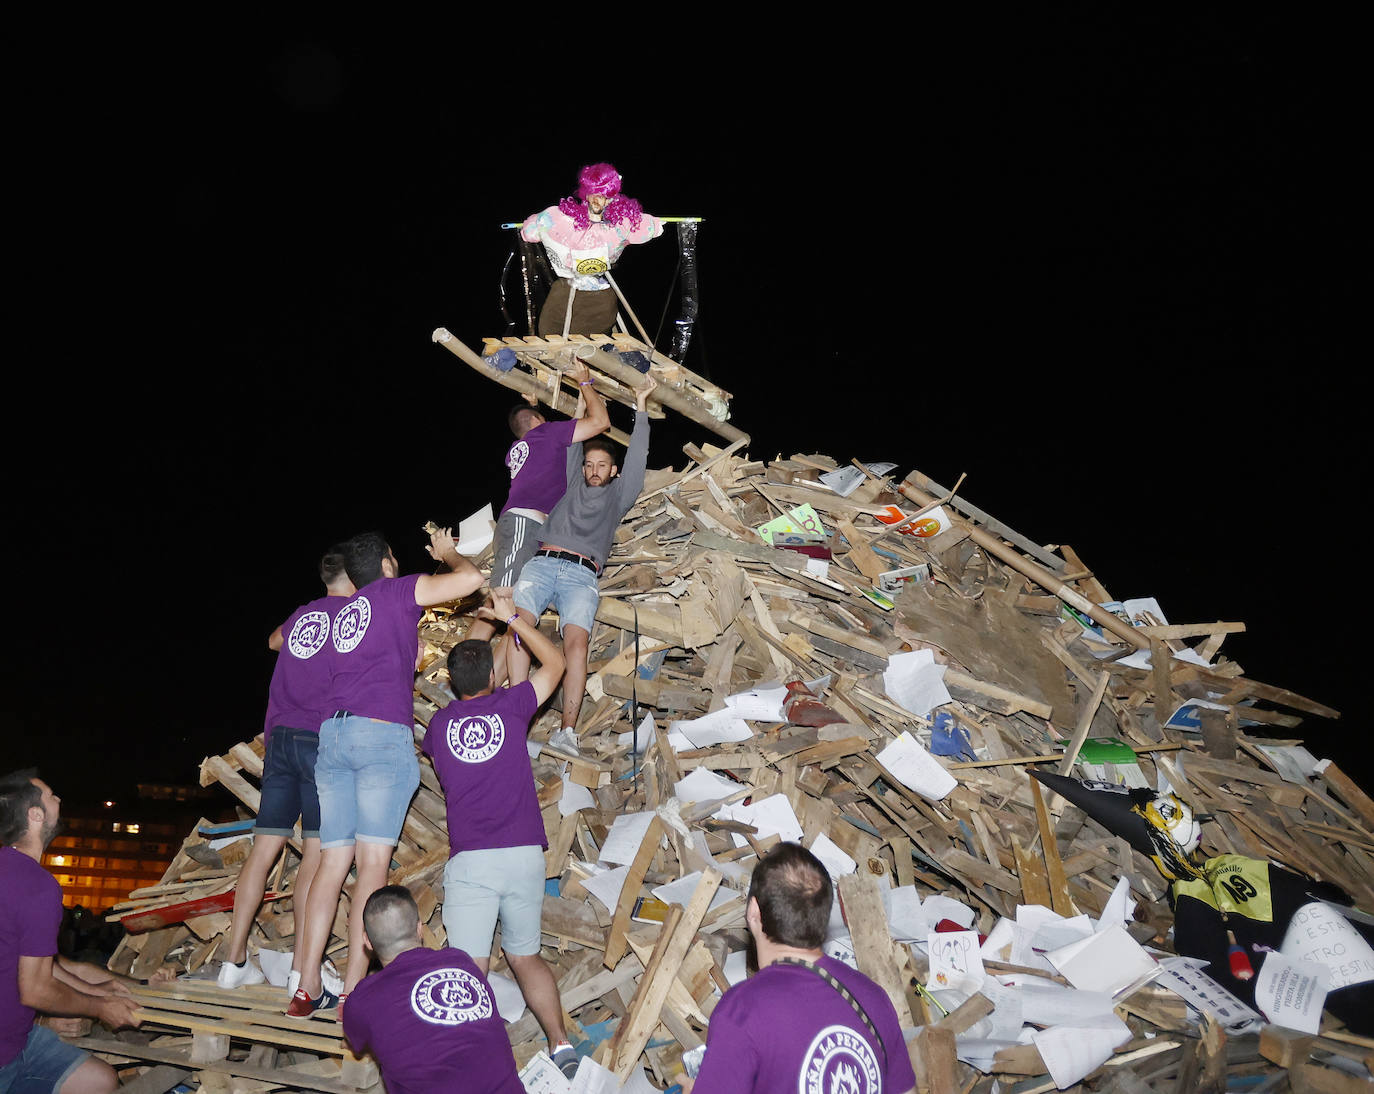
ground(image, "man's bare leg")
xmin=503 ymin=607 xmax=539 ymax=685
xmin=59 ymin=1056 xmax=119 ymax=1094
xmin=224 ymin=833 xmax=287 ymax=964
xmin=344 ymin=842 xmax=394 ymax=994
xmin=288 ymin=838 xmax=322 ymax=975
xmin=559 ymin=624 xmax=590 ymax=732
xmin=294 ymin=845 xmax=354 ymax=1000
xmin=504 ymin=952 xmax=568 ymax=1046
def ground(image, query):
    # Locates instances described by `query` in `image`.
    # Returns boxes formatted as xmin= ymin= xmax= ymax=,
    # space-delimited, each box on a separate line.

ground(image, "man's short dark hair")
xmin=363 ymin=885 xmax=420 ymax=962
xmin=508 ymin=404 xmax=542 ymax=438
xmin=748 ymin=842 xmax=832 ymax=950
xmin=344 ymin=532 xmax=391 ymax=587
xmin=582 ymin=436 xmax=620 ymax=465
xmin=320 ymin=544 xmax=349 ymax=585
xmin=0 ymin=769 xmax=41 ymax=847
xmin=446 ymin=640 xmax=495 ymax=698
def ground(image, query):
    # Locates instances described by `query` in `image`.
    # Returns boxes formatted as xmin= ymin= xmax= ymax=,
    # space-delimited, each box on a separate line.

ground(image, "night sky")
xmin=5 ymin=18 xmax=1360 ymax=803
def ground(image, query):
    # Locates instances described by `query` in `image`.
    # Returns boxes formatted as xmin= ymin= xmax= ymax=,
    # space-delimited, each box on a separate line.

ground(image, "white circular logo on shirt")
xmin=332 ymin=596 xmax=372 ymax=654
xmin=446 ymin=714 xmax=505 ymax=764
xmin=286 ymin=610 xmax=331 ymax=659
xmin=799 ymin=1025 xmax=881 ymax=1094
xmin=508 ymin=440 xmax=530 ymax=479
xmin=410 ymin=967 xmax=493 ymax=1025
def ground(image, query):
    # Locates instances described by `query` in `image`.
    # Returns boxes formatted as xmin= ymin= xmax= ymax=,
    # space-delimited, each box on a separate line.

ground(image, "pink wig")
xmin=559 ymin=162 xmax=643 ymax=231
xmin=576 ymin=163 xmax=622 ymax=200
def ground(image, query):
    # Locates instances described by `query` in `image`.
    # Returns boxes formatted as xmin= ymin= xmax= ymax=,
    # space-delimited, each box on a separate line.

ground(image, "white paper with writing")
xmin=1254 ymin=952 xmax=1329 ymax=1034
xmin=723 ymin=684 xmax=788 ymax=722
xmin=1281 ymin=901 xmax=1374 ymax=989
xmin=668 ymin=707 xmax=754 ymax=750
xmin=1157 ymin=957 xmax=1261 ymax=1027
xmin=1031 ymin=1012 xmax=1132 ymax=1089
xmin=929 ymin=929 xmax=985 ymax=992
xmin=598 ymin=812 xmax=658 ymax=866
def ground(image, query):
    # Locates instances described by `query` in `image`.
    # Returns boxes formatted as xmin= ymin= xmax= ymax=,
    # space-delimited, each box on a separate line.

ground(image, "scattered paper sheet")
xmin=652 ymin=871 xmax=734 ymax=915
xmin=519 ymin=1051 xmax=570 ymax=1094
xmin=559 ymin=775 xmax=595 ymax=817
xmin=1031 ymin=1012 xmax=1132 ymax=1089
xmin=487 ymin=970 xmax=527 ymax=1022
xmin=255 ymin=947 xmax=293 ymax=988
xmin=875 ymin=730 xmax=957 ymax=801
xmin=615 ymin=712 xmax=657 ymax=755
xmin=882 ymin=649 xmax=952 ymax=718
xmin=1047 ymin=924 xmax=1158 ymax=996
xmin=820 ymin=462 xmax=897 ymax=497
xmin=580 ymin=864 xmax=630 ymax=914
xmin=673 ymin=767 xmax=742 ymax=805
xmin=569 ymin=1054 xmax=658 ymax=1093
xmin=973 ymin=977 xmax=1025 ymax=1041
xmin=929 ymin=929 xmax=985 ymax=992
xmin=668 ymin=707 xmax=753 ymax=749
xmin=599 ymin=812 xmax=658 ymax=866
xmin=722 ymin=947 xmax=749 ymax=986
xmin=808 ymin=832 xmax=857 ymax=880
xmin=980 ymin=917 xmax=1015 ymax=962
xmin=1254 ymin=743 xmax=1323 ymax=785
xmin=1012 ymin=981 xmax=1119 ymax=1027
xmin=456 ymin=503 xmax=495 ymax=557
xmin=823 ymin=936 xmax=859 ymax=970
xmin=1254 ymin=952 xmax=1329 ymax=1034
xmin=1157 ymin=957 xmax=1262 ymax=1027
xmin=1281 ymin=901 xmax=1374 ymax=988
xmin=756 ymin=503 xmax=825 ymax=545
xmin=1095 ymin=877 xmax=1136 ymax=933
xmin=723 ymin=684 xmax=787 ymax=721
xmin=715 ymin=793 xmax=803 ymax=849
xmin=922 ymin=895 xmax=976 ymax=931
xmin=882 ymin=886 xmax=928 ymax=942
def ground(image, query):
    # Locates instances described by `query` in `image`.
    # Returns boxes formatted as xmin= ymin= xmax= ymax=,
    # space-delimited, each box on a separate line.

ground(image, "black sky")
xmin=5 ymin=17 xmax=1360 ymax=802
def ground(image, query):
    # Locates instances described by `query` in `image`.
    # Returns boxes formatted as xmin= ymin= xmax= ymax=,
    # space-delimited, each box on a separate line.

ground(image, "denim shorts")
xmin=0 ymin=1024 xmax=89 ymax=1093
xmin=256 ymin=726 xmax=321 ymax=838
xmin=315 ymin=714 xmax=420 ymax=849
xmin=442 ymin=845 xmax=546 ymax=959
xmin=492 ymin=511 xmax=544 ymax=588
xmin=513 ymin=554 xmax=600 ymax=634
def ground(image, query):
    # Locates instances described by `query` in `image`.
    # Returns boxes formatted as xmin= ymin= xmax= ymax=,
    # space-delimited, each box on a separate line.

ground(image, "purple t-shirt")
xmin=263 ymin=594 xmax=346 ymax=740
xmin=422 ymin=682 xmax=546 ymax=855
xmin=694 ymin=956 xmax=916 ymax=1094
xmin=322 ymin=574 xmax=423 ymax=728
xmin=502 ymin=417 xmax=577 ymax=516
xmin=343 ymin=946 xmax=521 ymax=1094
xmin=1 ymin=847 xmax=62 ymax=1066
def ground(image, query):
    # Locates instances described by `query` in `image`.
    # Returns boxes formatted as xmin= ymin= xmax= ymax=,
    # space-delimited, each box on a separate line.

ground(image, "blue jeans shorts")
xmin=442 ymin=845 xmax=546 ymax=959
xmin=513 ymin=554 xmax=600 ymax=634
xmin=0 ymin=1024 xmax=89 ymax=1093
xmin=256 ymin=726 xmax=321 ymax=838
xmin=315 ymin=714 xmax=420 ymax=849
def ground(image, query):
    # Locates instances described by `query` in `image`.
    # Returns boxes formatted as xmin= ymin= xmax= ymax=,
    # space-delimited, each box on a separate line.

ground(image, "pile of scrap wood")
xmin=81 ymin=345 xmax=1372 ymax=1092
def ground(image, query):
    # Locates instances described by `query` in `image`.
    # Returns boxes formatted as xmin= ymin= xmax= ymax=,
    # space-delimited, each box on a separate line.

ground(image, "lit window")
xmin=125 ymin=824 xmax=140 ymax=834
xmin=111 ymin=823 xmax=122 ymax=833
xmin=51 ymin=856 xmax=66 ymax=866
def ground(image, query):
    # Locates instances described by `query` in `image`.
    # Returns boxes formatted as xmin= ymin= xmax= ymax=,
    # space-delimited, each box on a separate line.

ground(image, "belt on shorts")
xmin=330 ymin=711 xmax=390 ymax=723
xmin=536 ymin=548 xmax=600 ymax=575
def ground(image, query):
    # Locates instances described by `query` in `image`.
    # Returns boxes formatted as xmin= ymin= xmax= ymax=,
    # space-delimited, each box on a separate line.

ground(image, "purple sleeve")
xmin=692 ymin=990 xmax=756 ymax=1093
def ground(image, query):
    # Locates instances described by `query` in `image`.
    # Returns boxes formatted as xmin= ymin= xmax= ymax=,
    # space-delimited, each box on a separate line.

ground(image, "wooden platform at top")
xmin=432 ymin=327 xmax=747 ymax=446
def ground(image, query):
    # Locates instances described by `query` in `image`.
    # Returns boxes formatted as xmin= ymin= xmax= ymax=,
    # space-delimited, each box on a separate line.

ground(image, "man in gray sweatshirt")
xmin=507 ymin=377 xmax=656 ymax=737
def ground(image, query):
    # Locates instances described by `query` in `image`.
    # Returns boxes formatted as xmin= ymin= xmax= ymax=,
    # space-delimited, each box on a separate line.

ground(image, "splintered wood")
xmin=96 ymin=449 xmax=1370 ymax=1093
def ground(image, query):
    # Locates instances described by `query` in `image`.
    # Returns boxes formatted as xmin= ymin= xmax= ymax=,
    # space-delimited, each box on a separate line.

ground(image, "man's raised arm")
xmin=617 ymin=377 xmax=657 ymax=501
xmin=416 ymin=527 xmax=485 ymax=607
xmin=569 ymin=363 xmax=611 ymax=443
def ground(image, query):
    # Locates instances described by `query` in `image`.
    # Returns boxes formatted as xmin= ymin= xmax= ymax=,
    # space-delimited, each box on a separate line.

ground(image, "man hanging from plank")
xmin=691 ymin=842 xmax=917 ymax=1094
xmin=505 ymin=376 xmax=656 ymax=744
xmin=422 ymin=590 xmax=580 ymax=1078
xmin=463 ymin=362 xmax=610 ymax=653
xmin=217 ymin=546 xmax=354 ymax=999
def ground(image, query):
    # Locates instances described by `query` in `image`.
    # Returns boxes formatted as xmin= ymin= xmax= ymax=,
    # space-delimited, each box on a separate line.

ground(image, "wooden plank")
xmin=1029 ymin=777 xmax=1073 ymax=916
xmin=836 ymin=872 xmax=913 ymax=1027
xmin=604 ymin=816 xmax=665 ymax=970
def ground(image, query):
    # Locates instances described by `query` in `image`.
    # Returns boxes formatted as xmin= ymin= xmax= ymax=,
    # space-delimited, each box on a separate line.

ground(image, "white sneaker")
xmin=217 ymin=956 xmax=265 ymax=989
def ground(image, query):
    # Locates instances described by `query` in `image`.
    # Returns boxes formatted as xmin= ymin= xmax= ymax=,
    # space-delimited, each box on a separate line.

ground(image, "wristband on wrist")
xmin=579 ymin=380 xmax=593 ymax=386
